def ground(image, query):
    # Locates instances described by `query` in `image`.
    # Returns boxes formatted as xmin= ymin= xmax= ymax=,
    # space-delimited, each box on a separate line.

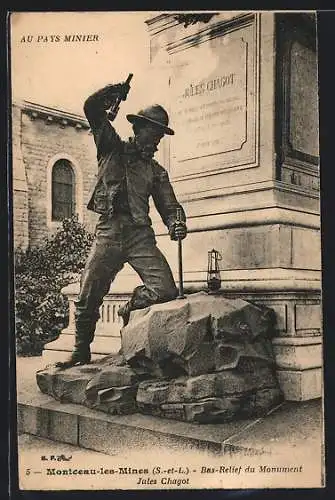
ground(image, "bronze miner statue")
xmin=56 ymin=75 xmax=187 ymax=369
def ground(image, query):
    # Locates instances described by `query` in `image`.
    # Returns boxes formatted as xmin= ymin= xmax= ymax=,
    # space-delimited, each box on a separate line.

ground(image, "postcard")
xmin=10 ymin=10 xmax=324 ymax=490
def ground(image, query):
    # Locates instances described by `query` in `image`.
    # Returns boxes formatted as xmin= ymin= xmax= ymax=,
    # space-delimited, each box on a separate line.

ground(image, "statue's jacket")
xmin=84 ymin=85 xmax=185 ymax=231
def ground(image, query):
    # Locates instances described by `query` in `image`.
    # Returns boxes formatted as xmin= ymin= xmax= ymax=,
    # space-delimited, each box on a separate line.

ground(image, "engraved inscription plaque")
xmin=168 ymin=19 xmax=258 ymax=178
xmin=172 ymin=39 xmax=247 ymax=161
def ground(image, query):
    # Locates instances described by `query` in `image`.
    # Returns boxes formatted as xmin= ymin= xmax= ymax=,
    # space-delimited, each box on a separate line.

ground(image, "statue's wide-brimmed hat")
xmin=126 ymin=104 xmax=174 ymax=135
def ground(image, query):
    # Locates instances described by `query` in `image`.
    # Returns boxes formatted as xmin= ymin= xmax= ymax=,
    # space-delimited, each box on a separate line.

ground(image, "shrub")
xmin=15 ymin=215 xmax=94 ymax=356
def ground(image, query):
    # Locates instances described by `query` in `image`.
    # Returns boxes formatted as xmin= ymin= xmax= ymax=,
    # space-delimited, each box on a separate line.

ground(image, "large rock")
xmin=155 ymin=387 xmax=283 ymax=424
xmin=36 ymin=364 xmax=102 ymax=405
xmin=136 ymin=360 xmax=282 ymax=423
xmin=36 ymin=354 xmax=142 ymax=414
xmin=85 ymin=365 xmax=142 ymax=402
xmin=36 ymin=292 xmax=282 ymax=423
xmin=122 ymin=292 xmax=275 ymax=377
xmin=92 ymin=385 xmax=139 ymax=415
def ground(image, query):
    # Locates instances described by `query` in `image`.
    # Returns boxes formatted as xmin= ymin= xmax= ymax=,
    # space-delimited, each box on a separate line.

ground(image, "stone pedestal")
xmin=144 ymin=12 xmax=322 ymax=401
xmin=220 ymin=290 xmax=322 ymax=401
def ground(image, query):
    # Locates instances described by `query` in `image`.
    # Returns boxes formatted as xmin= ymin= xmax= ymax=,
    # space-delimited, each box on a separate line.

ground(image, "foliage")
xmin=15 ymin=215 xmax=94 ymax=356
xmin=173 ymin=14 xmax=217 ymax=27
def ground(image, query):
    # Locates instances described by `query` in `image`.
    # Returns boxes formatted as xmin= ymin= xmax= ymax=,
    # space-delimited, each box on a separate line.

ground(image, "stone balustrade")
xmin=42 ymin=273 xmax=137 ymax=364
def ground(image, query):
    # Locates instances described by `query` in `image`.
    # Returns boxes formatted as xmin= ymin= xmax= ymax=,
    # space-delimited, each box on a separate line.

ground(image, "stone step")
xmin=17 ymin=387 xmax=322 ymax=457
xmin=16 ymin=399 xmax=254 ymax=455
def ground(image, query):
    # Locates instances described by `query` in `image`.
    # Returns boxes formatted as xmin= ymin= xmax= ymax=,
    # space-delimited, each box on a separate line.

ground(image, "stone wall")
xmin=13 ymin=190 xmax=29 ymax=249
xmin=12 ymin=101 xmax=99 ymax=249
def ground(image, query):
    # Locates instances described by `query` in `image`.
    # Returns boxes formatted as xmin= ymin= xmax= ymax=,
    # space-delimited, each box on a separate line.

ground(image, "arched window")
xmin=51 ymin=159 xmax=75 ymax=221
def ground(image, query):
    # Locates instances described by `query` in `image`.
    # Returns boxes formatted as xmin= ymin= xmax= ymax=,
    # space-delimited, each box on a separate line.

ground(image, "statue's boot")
xmin=118 ymin=302 xmax=132 ymax=327
xmin=117 ymin=286 xmax=159 ymax=328
xmin=117 ymin=301 xmax=135 ymax=356
xmin=55 ymin=321 xmax=95 ymax=369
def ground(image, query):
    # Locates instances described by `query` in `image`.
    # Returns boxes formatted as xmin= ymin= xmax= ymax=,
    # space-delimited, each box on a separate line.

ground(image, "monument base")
xmin=219 ymin=289 xmax=322 ymax=401
xmin=17 ymin=355 xmax=323 ymax=468
xmin=39 ymin=292 xmax=284 ymax=424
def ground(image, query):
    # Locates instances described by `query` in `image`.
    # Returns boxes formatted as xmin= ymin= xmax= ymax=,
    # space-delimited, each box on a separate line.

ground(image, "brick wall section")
xmin=13 ymin=191 xmax=29 ymax=249
xmin=20 ymin=110 xmax=98 ymax=247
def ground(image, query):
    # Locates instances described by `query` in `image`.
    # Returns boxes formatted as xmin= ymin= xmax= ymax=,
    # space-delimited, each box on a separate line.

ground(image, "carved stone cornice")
xmin=145 ymin=12 xmax=219 ymax=33
xmin=167 ymin=13 xmax=255 ymax=54
xmin=145 ymin=13 xmax=180 ymax=36
xmin=16 ymin=100 xmax=90 ymax=130
xmin=145 ymin=12 xmax=255 ymax=54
